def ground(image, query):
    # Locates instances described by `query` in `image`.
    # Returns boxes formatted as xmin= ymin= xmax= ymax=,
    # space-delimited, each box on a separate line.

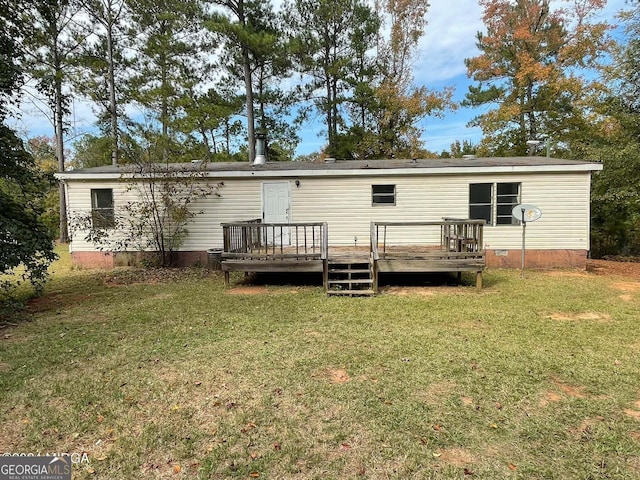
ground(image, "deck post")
xmin=323 ymin=258 xmax=328 ymax=293
xmin=224 ymin=270 xmax=230 ymax=286
xmin=372 ymin=260 xmax=378 ymax=294
xmin=476 ymin=270 xmax=483 ymax=290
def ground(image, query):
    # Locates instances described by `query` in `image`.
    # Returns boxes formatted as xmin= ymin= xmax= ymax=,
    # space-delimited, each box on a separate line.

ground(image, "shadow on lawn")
xmin=237 ymin=271 xmax=496 ymax=289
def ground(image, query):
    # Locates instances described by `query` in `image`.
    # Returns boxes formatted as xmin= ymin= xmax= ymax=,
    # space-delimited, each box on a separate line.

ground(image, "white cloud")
xmin=415 ymin=0 xmax=484 ymax=84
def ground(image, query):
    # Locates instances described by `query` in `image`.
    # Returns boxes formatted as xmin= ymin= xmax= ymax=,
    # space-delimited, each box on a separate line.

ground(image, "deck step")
xmin=327 ymin=279 xmax=373 ymax=285
xmin=328 ymin=268 xmax=370 ymax=274
xmin=326 ymin=259 xmax=375 ymax=296
xmin=327 ymin=289 xmax=375 ymax=297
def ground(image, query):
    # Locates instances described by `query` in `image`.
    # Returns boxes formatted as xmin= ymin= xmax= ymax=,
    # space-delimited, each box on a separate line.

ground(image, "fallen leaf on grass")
xmin=508 ymin=463 xmax=517 ymax=471
xmin=97 ymin=415 xmax=104 ymax=423
xmin=341 ymin=443 xmax=351 ymax=450
xmin=241 ymin=422 xmax=257 ymax=433
xmin=249 ymin=472 xmax=260 ymax=478
xmin=464 ymin=468 xmax=474 ymax=475
xmin=273 ymin=442 xmax=281 ymax=451
xmin=172 ymin=464 xmax=181 ymax=474
xmin=249 ymin=452 xmax=258 ymax=460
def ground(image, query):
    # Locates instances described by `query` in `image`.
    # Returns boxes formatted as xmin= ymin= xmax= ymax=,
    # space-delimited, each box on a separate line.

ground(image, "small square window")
xmin=91 ymin=189 xmax=114 ymax=228
xmin=372 ymin=185 xmax=396 ymax=205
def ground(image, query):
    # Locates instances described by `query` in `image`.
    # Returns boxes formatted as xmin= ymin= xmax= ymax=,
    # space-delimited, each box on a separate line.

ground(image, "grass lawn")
xmin=1 ymin=247 xmax=640 ymax=479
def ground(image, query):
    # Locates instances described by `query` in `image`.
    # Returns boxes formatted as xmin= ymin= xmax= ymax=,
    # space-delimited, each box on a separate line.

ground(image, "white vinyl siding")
xmin=65 ymin=171 xmax=593 ymax=253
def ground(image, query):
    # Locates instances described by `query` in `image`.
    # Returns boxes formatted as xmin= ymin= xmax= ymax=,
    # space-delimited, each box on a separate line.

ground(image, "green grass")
xmin=1 ymin=247 xmax=640 ymax=479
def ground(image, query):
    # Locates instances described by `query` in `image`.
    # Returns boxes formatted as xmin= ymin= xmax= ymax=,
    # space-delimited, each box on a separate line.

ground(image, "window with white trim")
xmin=372 ymin=184 xmax=396 ymax=206
xmin=469 ymin=182 xmax=521 ymax=226
xmin=91 ymin=188 xmax=114 ymax=228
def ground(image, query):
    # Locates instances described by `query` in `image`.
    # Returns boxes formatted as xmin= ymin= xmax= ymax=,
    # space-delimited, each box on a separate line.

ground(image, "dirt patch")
xmin=613 ymin=282 xmax=640 ymax=292
xmin=416 ymin=381 xmax=457 ymax=405
xmin=226 ymin=286 xmax=269 ymax=295
xmin=437 ymin=447 xmax=477 ymax=467
xmin=325 ymin=368 xmax=350 ymax=384
xmin=552 ymin=378 xmax=587 ymax=398
xmin=383 ymin=286 xmax=438 ymax=297
xmin=613 ymin=282 xmax=640 ymax=302
xmin=0 ymin=362 xmax=9 ymax=372
xmin=538 ymin=391 xmax=563 ymax=407
xmin=27 ymin=294 xmax=92 ymax=313
xmin=547 ymin=312 xmax=611 ymax=322
xmin=546 ymin=271 xmax=590 ymax=278
xmin=624 ymin=409 xmax=640 ymax=420
xmin=587 ymin=260 xmax=640 ymax=279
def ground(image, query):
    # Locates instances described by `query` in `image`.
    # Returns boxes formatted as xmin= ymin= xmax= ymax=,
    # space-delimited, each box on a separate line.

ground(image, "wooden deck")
xmin=221 ymin=219 xmax=486 ymax=294
xmin=371 ymin=220 xmax=486 ymax=291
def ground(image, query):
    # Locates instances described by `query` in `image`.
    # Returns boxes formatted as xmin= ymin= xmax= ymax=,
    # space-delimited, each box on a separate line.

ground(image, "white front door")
xmin=262 ymin=182 xmax=291 ymax=245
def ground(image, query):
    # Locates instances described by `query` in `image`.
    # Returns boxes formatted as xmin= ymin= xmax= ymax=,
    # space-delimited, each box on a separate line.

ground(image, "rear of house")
xmin=57 ymin=156 xmax=602 ymax=270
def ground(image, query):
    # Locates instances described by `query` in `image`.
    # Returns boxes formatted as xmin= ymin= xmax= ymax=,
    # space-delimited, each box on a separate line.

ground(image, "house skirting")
xmin=486 ymin=249 xmax=587 ymax=269
xmin=71 ymin=251 xmax=208 ymax=268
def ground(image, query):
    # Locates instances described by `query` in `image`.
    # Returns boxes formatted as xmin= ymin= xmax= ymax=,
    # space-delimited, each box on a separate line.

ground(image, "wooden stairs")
xmin=326 ymin=255 xmax=375 ymax=296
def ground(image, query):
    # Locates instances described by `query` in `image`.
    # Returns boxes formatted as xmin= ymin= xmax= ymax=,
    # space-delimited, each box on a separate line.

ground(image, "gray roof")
xmin=63 ymin=156 xmax=601 ymax=176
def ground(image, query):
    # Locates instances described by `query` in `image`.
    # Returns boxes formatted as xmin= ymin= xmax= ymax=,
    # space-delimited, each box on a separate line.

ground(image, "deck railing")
xmin=370 ymin=219 xmax=485 ymax=260
xmin=222 ymin=220 xmax=328 ymax=260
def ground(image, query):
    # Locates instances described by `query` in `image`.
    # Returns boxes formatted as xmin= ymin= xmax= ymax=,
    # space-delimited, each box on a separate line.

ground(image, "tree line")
xmin=1 ymin=0 xmax=639 ymax=298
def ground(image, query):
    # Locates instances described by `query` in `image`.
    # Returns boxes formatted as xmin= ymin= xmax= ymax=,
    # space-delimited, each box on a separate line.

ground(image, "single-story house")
xmin=56 ymin=156 xmax=602 ymax=291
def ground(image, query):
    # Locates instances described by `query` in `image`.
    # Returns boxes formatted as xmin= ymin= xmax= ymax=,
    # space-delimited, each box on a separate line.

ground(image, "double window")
xmin=91 ymin=189 xmax=114 ymax=228
xmin=469 ymin=182 xmax=521 ymax=226
xmin=372 ymin=184 xmax=396 ymax=206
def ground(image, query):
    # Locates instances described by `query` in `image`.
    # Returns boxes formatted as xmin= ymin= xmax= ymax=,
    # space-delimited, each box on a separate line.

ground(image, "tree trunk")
xmin=54 ymin=49 xmax=69 ymax=243
xmin=243 ymin=46 xmax=255 ymax=162
xmin=106 ymin=6 xmax=119 ymax=165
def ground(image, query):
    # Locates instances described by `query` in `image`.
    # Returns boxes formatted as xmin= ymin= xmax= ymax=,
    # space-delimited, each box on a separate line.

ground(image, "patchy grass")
xmin=1 ymin=251 xmax=640 ymax=479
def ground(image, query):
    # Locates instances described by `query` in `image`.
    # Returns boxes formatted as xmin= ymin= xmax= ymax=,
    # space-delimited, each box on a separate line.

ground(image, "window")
xmin=372 ymin=184 xmax=396 ymax=206
xmin=469 ymin=183 xmax=492 ymax=223
xmin=496 ymin=183 xmax=520 ymax=225
xmin=91 ymin=189 xmax=114 ymax=228
xmin=469 ymin=182 xmax=520 ymax=226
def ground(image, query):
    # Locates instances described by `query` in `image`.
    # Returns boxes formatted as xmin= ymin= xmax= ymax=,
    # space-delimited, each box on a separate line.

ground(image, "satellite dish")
xmin=512 ymin=204 xmax=542 ymax=223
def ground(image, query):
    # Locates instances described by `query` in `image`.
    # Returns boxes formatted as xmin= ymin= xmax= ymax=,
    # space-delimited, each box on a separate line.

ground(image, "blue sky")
xmin=12 ymin=0 xmax=630 ymax=158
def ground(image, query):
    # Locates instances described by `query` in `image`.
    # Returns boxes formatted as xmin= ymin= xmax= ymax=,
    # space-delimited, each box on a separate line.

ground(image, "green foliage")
xmin=126 ymin=0 xmax=206 ymax=149
xmin=0 ymin=127 xmax=57 ymax=297
xmin=464 ymin=0 xmax=612 ymax=156
xmin=588 ymin=7 xmax=640 ymax=257
xmin=71 ymin=134 xmax=114 ymax=168
xmin=1 ymin=0 xmax=57 ymax=303
xmin=449 ymin=139 xmax=479 ymax=158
